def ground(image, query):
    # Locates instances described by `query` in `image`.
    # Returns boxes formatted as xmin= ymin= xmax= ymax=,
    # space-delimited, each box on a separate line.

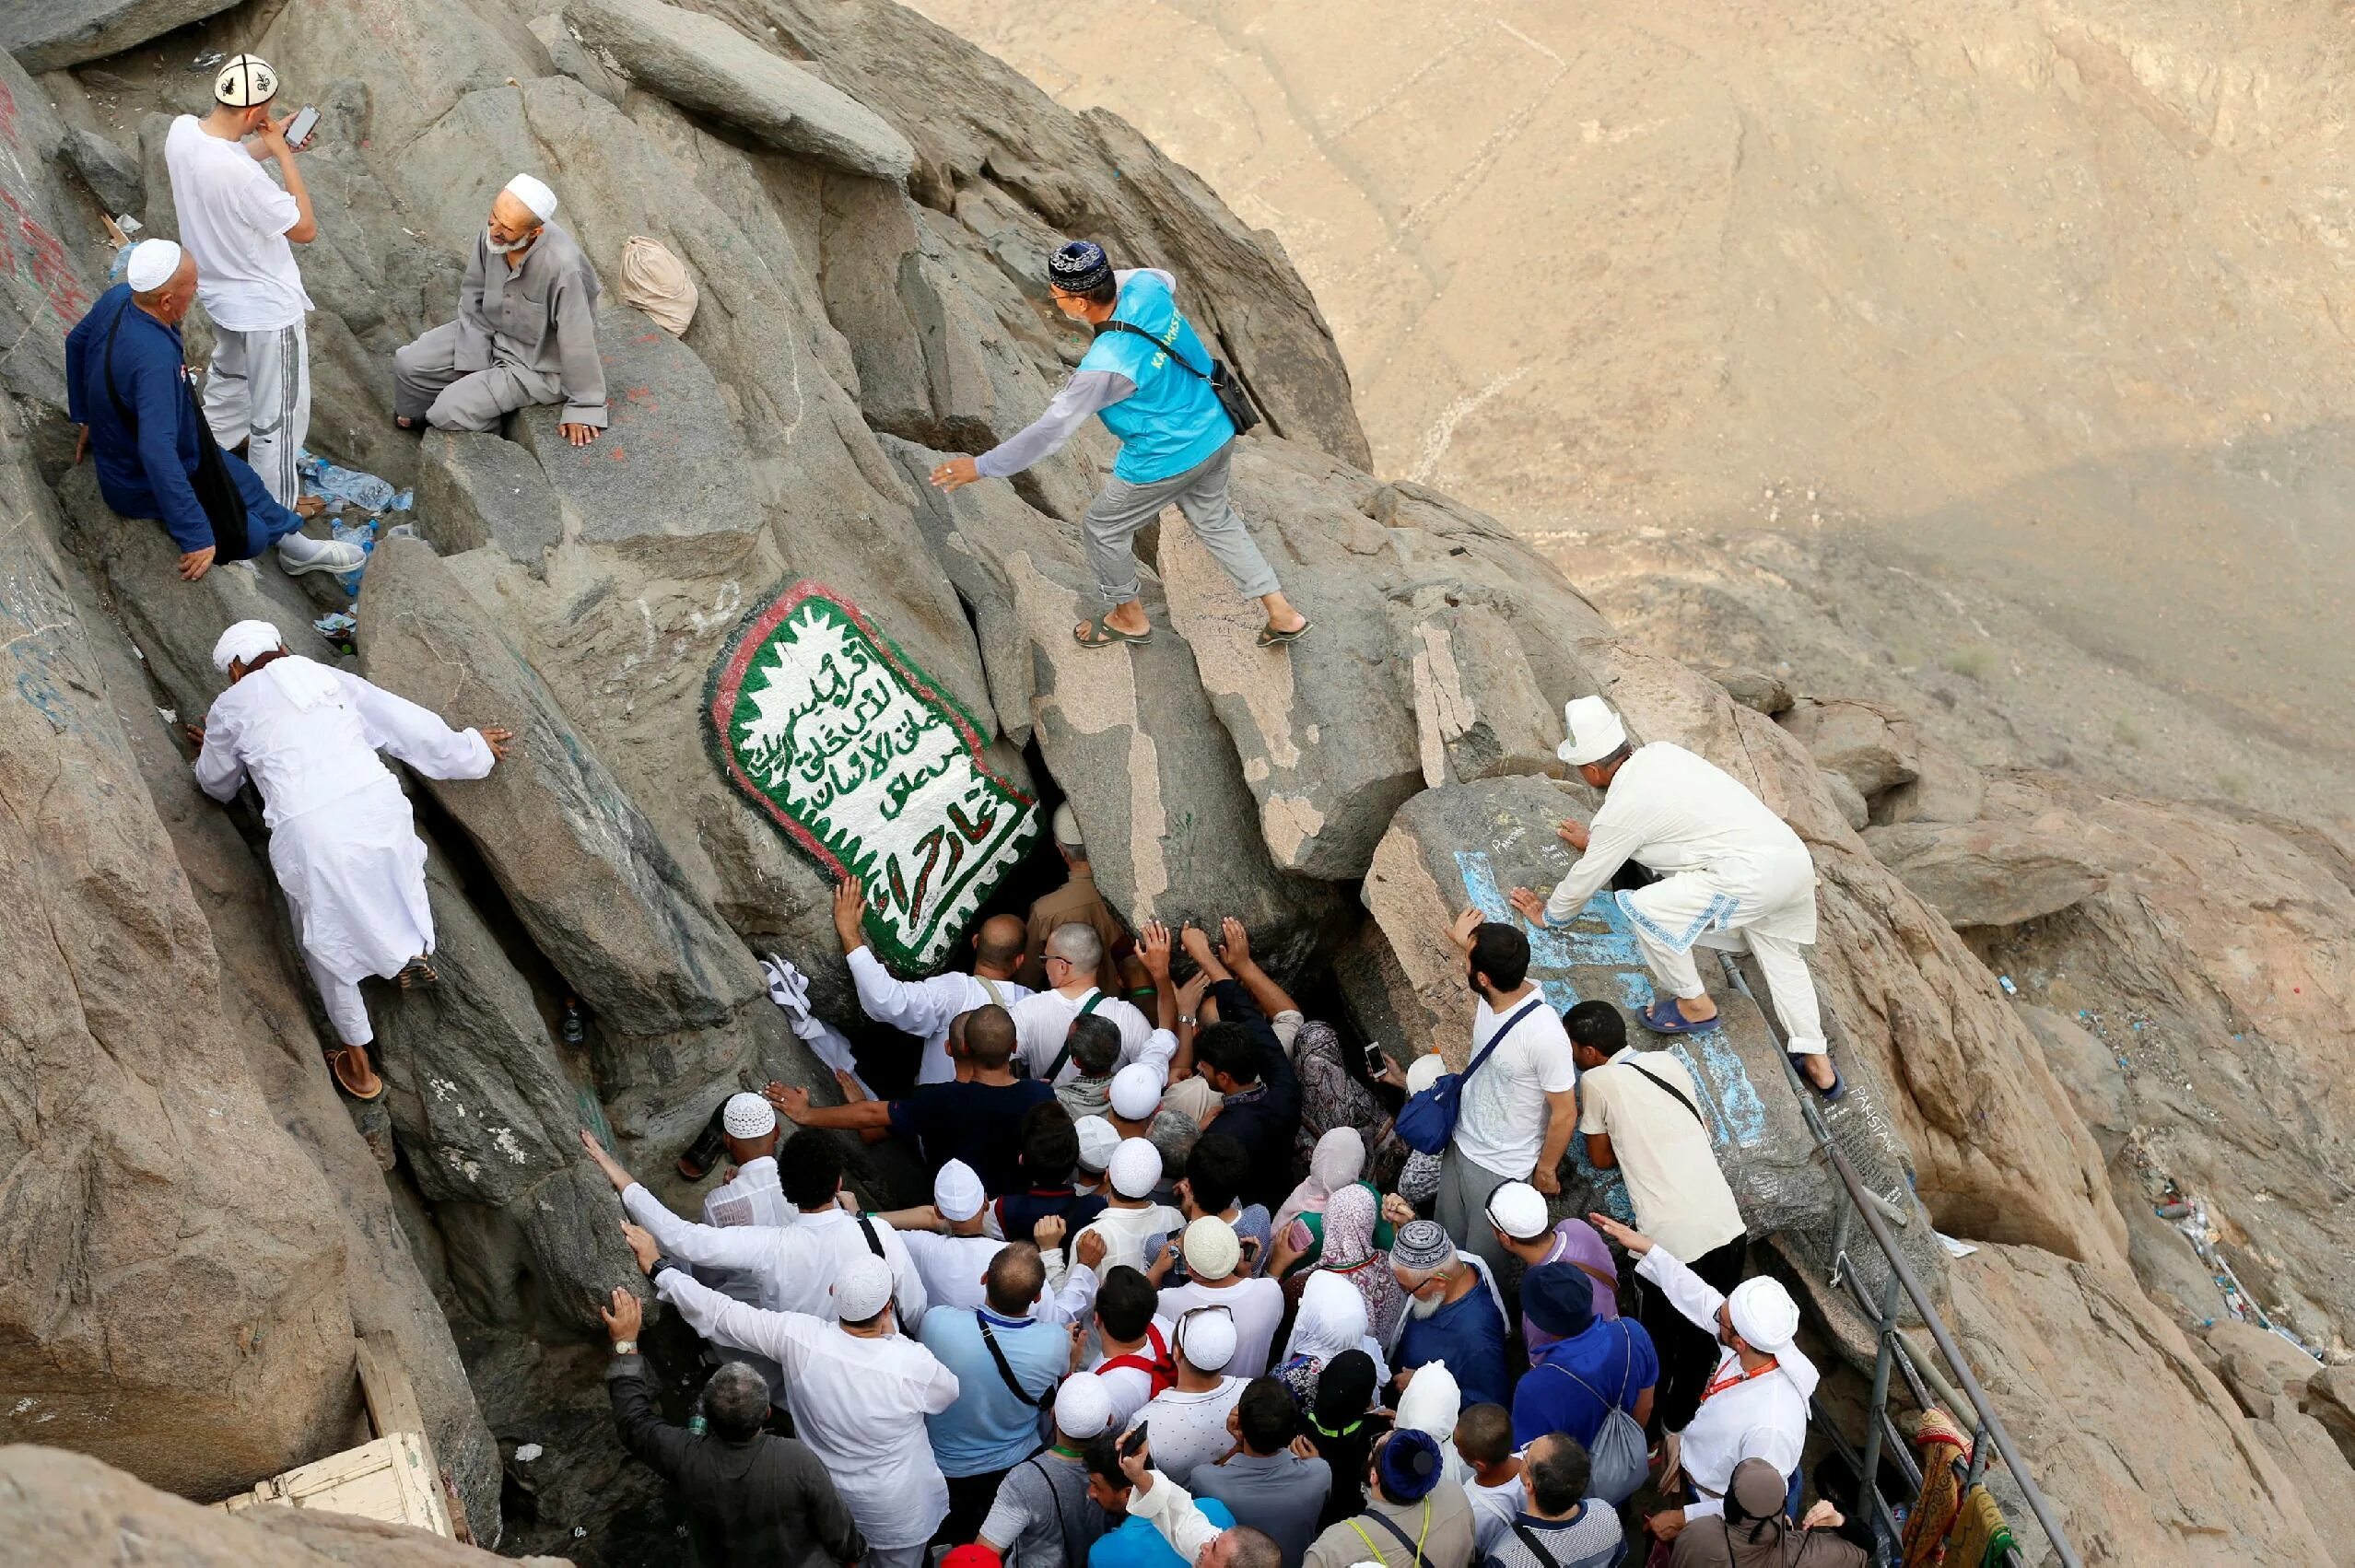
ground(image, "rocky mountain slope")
xmin=0 ymin=0 xmax=2349 ymax=1562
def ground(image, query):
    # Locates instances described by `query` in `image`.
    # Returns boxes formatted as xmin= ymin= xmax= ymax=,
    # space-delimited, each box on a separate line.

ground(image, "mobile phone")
xmin=285 ymin=105 xmax=320 ymax=149
xmin=1363 ymin=1042 xmax=1386 ymax=1075
xmin=1119 ymin=1422 xmax=1149 ymax=1459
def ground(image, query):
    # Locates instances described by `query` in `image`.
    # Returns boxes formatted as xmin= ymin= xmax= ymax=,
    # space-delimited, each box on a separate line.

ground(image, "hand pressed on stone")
xmin=621 ymin=1221 xmax=661 ymax=1273
xmin=601 ymin=1286 xmax=642 ymax=1343
xmin=833 ymin=876 xmax=869 ymax=951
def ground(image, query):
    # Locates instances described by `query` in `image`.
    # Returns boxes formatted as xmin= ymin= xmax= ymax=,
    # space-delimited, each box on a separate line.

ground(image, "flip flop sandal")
xmin=326 ymin=1046 xmax=385 ymax=1101
xmin=1793 ymin=1054 xmax=1847 ymax=1101
xmin=396 ymin=954 xmax=439 ymax=989
xmin=1073 ymin=614 xmax=1152 ymax=649
xmin=1639 ymin=998 xmax=1723 ymax=1036
xmin=1256 ymin=618 xmax=1313 ymax=648
xmin=392 ymin=414 xmax=427 ymax=434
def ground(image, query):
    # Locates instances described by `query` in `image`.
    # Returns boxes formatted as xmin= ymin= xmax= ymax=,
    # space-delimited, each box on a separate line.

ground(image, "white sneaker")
xmin=275 ymin=533 xmax=368 ymax=577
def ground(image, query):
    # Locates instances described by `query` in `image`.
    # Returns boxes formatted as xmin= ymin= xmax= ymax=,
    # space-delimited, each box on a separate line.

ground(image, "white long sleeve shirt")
xmin=1010 ymin=985 xmax=1172 ymax=1086
xmin=195 ymin=658 xmax=493 ymax=828
xmin=847 ymin=947 xmax=1032 ymax=1084
xmin=1635 ymin=1246 xmax=1812 ymax=1518
xmin=1128 ymin=1466 xmax=1225 ymax=1565
xmin=1540 ymin=743 xmax=1817 ymax=941
xmin=655 ymin=1265 xmax=961 ymax=1549
xmin=696 ymin=1153 xmax=791 ymax=1308
xmin=623 ymin=1185 xmax=930 ymax=1334
xmin=900 ymin=1229 xmax=1101 ymax=1323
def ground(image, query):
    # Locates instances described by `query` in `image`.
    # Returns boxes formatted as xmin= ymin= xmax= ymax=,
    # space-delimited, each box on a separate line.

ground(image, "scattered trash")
xmin=314 ymin=611 xmax=357 ymax=655
xmin=115 ymin=213 xmax=143 ymax=237
xmin=513 ymin=1443 xmax=543 ymax=1463
xmin=1997 ymin=975 xmax=2018 ymax=997
xmin=1933 ymin=1229 xmax=1977 ymax=1259
xmin=192 ymin=50 xmax=226 ymax=70
xmin=157 ymin=706 xmax=177 ymax=725
xmin=2153 ymin=1181 xmax=2326 ymax=1360
xmin=573 ymin=1526 xmax=589 ymax=1539
xmin=299 ymin=451 xmax=402 ymax=514
xmin=562 ymin=998 xmax=586 ymax=1047
xmin=687 ymin=1414 xmax=709 ymax=1437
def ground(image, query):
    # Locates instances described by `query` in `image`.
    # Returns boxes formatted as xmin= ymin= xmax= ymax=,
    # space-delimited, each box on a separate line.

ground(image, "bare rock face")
xmin=1863 ymin=818 xmax=2111 ymax=929
xmin=1777 ymin=695 xmax=1921 ymax=802
xmin=2 ymin=0 xmax=241 ymax=72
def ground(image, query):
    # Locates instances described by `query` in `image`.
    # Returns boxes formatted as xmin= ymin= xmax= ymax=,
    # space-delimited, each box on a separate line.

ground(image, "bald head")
xmin=985 ymin=1241 xmax=1047 ymax=1316
xmin=134 ymin=253 xmax=200 ymax=324
xmin=974 ymin=914 xmax=1026 ymax=974
xmin=1201 ymin=1527 xmax=1282 ymax=1568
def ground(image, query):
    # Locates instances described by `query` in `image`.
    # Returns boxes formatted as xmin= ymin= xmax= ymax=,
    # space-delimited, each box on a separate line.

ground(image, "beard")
xmin=1407 ymin=1287 xmax=1447 ymax=1320
xmin=485 ymin=225 xmax=538 ymax=254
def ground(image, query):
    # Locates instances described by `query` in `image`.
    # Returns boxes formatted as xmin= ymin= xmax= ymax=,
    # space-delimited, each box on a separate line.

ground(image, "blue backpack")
xmin=1392 ymin=997 xmax=1547 ymax=1155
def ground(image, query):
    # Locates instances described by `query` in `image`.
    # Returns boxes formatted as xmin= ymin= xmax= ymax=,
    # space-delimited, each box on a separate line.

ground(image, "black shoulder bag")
xmin=1623 ymin=1060 xmax=1707 ymax=1129
xmin=1096 ymin=317 xmax=1261 ymax=436
xmin=102 ymin=305 xmax=251 ymax=560
xmin=977 ymin=1310 xmax=1047 ymax=1408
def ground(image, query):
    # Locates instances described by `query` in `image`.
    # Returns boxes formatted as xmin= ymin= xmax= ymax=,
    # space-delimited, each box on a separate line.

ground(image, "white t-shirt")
xmin=1468 ymin=1472 xmax=1526 ymax=1555
xmin=1576 ymin=1047 xmax=1745 ymax=1261
xmin=1156 ymin=1274 xmax=1286 ymax=1380
xmin=164 ymin=115 xmax=311 ymax=332
xmin=1011 ymin=986 xmax=1167 ymax=1084
xmin=1139 ymin=1376 xmax=1247 ymax=1485
xmin=1079 ymin=1201 xmax=1184 ymax=1275
xmin=1451 ymin=992 xmax=1576 ymax=1176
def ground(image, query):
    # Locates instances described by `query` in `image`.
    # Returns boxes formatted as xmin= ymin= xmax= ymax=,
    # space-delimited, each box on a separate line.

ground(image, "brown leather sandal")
xmin=326 ymin=1044 xmax=385 ymax=1101
xmin=396 ymin=954 xmax=439 ymax=989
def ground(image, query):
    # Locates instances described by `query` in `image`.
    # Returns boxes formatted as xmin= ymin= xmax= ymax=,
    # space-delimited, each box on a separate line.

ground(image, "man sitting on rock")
xmin=1508 ymin=696 xmax=1844 ymax=1097
xmin=65 ymin=240 xmax=362 ymax=584
xmin=191 ymin=619 xmax=512 ymax=1099
xmin=928 ymin=240 xmax=1310 ymax=650
xmin=392 ymin=174 xmax=606 ymax=446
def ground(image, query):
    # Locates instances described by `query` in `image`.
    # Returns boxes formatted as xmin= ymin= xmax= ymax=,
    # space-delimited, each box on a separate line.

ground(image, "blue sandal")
xmin=1794 ymin=1054 xmax=1846 ymax=1101
xmin=1640 ymin=999 xmax=1722 ymax=1036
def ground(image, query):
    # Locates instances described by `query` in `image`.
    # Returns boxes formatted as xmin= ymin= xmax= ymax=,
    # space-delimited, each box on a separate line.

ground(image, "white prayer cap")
xmin=125 ymin=239 xmax=183 ymax=293
xmin=1182 ymin=1215 xmax=1241 ymax=1280
xmin=1557 ymin=695 xmax=1628 ymax=766
xmin=1053 ymin=1373 xmax=1116 ymax=1439
xmin=1074 ymin=1116 xmax=1119 ymax=1173
xmin=834 ymin=1255 xmax=895 ymax=1321
xmin=1109 ymin=1063 xmax=1163 ymax=1120
xmin=1052 ymin=802 xmax=1083 ymax=849
xmin=1727 ymin=1276 xmax=1800 ymax=1354
xmin=934 ymin=1159 xmax=986 ymax=1222
xmin=1107 ymin=1136 xmax=1162 ymax=1199
xmin=503 ymin=173 xmax=559 ymax=222
xmin=721 ymin=1092 xmax=776 ymax=1141
xmin=1174 ymin=1304 xmax=1236 ymax=1372
xmin=1405 ymin=1052 xmax=1447 ymax=1094
xmin=211 ymin=618 xmax=284 ymax=673
xmin=1484 ymin=1179 xmax=1551 ymax=1241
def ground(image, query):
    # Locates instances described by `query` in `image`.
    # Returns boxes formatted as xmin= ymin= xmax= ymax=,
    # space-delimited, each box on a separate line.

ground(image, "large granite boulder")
xmin=3 ymin=0 xmax=241 ymax=72
xmin=0 ymin=47 xmax=90 ymax=411
xmin=1778 ymin=695 xmax=1921 ymax=802
xmin=561 ymin=0 xmax=916 ymax=182
xmin=1863 ymin=818 xmax=2111 ymax=929
xmin=414 ymin=429 xmax=564 ymax=569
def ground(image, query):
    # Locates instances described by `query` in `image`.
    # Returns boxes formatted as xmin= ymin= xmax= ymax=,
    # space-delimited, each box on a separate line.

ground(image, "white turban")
xmin=1109 ymin=1063 xmax=1164 ymax=1120
xmin=1726 ymin=1276 xmax=1798 ymax=1354
xmin=933 ymin=1159 xmax=985 ymax=1223
xmin=503 ymin=173 xmax=559 ymax=222
xmin=1074 ymin=1115 xmax=1119 ymax=1174
xmin=1053 ymin=1373 xmax=1115 ymax=1439
xmin=1107 ymin=1137 xmax=1162 ymax=1199
xmin=834 ymin=1255 xmax=895 ymax=1321
xmin=211 ymin=619 xmax=285 ymax=673
xmin=721 ymin=1092 xmax=776 ymax=1141
xmin=1557 ymin=695 xmax=1628 ymax=766
xmin=125 ymin=240 xmax=183 ymax=294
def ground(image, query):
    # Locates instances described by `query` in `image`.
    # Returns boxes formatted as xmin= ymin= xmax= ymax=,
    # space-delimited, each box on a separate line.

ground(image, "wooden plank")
xmin=354 ymin=1333 xmax=427 ymax=1442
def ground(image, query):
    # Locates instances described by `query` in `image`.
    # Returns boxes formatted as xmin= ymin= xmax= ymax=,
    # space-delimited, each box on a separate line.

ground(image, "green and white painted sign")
xmin=707 ymin=581 xmax=1038 ymax=974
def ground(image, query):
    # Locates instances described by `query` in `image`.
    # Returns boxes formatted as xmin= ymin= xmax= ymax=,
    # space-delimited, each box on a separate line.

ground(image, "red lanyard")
xmin=1700 ymin=1355 xmax=1780 ymax=1403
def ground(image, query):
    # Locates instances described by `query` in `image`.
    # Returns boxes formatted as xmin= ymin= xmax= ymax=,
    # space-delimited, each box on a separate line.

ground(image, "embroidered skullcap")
xmin=1405 ymin=1052 xmax=1447 ymax=1094
xmin=1107 ymin=1137 xmax=1162 ymax=1199
xmin=213 ymin=54 xmax=277 ymax=107
xmin=125 ymin=239 xmax=183 ymax=294
xmin=833 ymin=1254 xmax=895 ymax=1321
xmin=1377 ymin=1429 xmax=1444 ymax=1503
xmin=211 ymin=619 xmax=284 ymax=673
xmin=1074 ymin=1115 xmax=1119 ymax=1173
xmin=933 ymin=1159 xmax=986 ymax=1223
xmin=1182 ymin=1216 xmax=1242 ymax=1280
xmin=1048 ymin=239 xmax=1112 ymax=295
xmin=1053 ymin=1373 xmax=1116 ymax=1438
xmin=1174 ymin=1304 xmax=1236 ymax=1371
xmin=1390 ymin=1220 xmax=1454 ymax=1274
xmin=504 ymin=173 xmax=559 ymax=222
xmin=1519 ymin=1262 xmax=1596 ymax=1340
xmin=1558 ymin=695 xmax=1629 ymax=766
xmin=1727 ymin=1277 xmax=1799 ymax=1354
xmin=721 ymin=1092 xmax=777 ymax=1141
xmin=1484 ymin=1179 xmax=1550 ymax=1241
xmin=1110 ymin=1063 xmax=1164 ymax=1120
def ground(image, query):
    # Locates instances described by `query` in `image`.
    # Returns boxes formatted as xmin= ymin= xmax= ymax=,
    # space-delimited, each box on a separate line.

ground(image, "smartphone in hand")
xmin=1119 ymin=1422 xmax=1149 ymax=1459
xmin=286 ymin=105 xmax=320 ymax=149
xmin=1363 ymin=1042 xmax=1386 ymax=1075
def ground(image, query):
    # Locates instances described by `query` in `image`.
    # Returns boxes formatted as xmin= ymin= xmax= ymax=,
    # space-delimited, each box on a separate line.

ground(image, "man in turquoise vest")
xmin=931 ymin=240 xmax=1311 ymax=650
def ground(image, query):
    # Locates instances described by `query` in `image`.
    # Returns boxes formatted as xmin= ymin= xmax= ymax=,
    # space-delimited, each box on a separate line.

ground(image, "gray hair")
xmin=702 ymin=1361 xmax=769 ymax=1440
xmin=1047 ymin=922 xmax=1103 ymax=973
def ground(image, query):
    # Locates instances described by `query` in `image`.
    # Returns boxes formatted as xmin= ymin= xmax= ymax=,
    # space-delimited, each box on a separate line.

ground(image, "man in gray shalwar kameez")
xmin=392 ymin=173 xmax=607 ymax=446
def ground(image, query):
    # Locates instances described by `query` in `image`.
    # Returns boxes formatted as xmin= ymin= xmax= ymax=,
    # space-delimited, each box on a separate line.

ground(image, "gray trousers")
xmin=203 ymin=318 xmax=310 ymax=508
xmin=392 ymin=321 xmax=560 ymax=431
xmin=1083 ymin=441 xmax=1281 ymax=608
xmin=1436 ymin=1145 xmax=1517 ymax=1279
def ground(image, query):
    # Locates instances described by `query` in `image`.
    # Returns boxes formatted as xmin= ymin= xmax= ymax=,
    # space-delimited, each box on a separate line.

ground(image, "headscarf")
xmin=1306 ymin=1350 xmax=1390 ymax=1528
xmin=1728 ymin=1278 xmax=1820 ymax=1399
xmin=1319 ymin=1183 xmax=1406 ymax=1349
xmin=1285 ymin=1270 xmax=1370 ymax=1366
xmin=1276 ymin=1125 xmax=1364 ymax=1238
xmin=1393 ymin=1362 xmax=1472 ymax=1487
xmin=1312 ymin=1348 xmax=1378 ymax=1433
xmin=1291 ymin=1024 xmax=1401 ymax=1184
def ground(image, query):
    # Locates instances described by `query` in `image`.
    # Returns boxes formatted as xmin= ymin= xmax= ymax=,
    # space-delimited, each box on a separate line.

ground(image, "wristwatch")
xmin=611 ymin=1340 xmax=639 ymax=1356
xmin=1178 ymin=1014 xmax=1198 ymax=1027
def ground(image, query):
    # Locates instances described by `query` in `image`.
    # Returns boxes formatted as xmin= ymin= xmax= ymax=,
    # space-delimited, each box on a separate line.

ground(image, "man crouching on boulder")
xmin=929 ymin=240 xmax=1310 ymax=651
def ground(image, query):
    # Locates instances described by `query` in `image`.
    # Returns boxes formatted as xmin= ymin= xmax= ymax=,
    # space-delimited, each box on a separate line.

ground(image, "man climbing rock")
xmin=64 ymin=240 xmax=362 ymax=584
xmin=392 ymin=174 xmax=607 ymax=445
xmin=191 ymin=619 xmax=512 ymax=1099
xmin=1508 ymin=696 xmax=1844 ymax=1097
xmin=928 ymin=240 xmax=1310 ymax=650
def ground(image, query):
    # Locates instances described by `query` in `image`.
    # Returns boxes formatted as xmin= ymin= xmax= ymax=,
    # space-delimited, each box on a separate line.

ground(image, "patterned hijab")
xmin=1319 ymin=1183 xmax=1405 ymax=1348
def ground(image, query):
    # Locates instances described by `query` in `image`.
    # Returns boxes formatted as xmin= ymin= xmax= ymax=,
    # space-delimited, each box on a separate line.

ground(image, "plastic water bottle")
xmin=299 ymin=451 xmax=398 ymax=513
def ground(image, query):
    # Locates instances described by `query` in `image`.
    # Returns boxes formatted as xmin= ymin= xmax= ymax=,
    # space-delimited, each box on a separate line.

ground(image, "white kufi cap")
xmin=503 ymin=172 xmax=559 ymax=222
xmin=1484 ymin=1179 xmax=1550 ymax=1240
xmin=1052 ymin=802 xmax=1084 ymax=848
xmin=1727 ymin=1276 xmax=1800 ymax=1355
xmin=1073 ymin=1115 xmax=1119 ymax=1173
xmin=1107 ymin=1136 xmax=1162 ymax=1199
xmin=1174 ymin=1304 xmax=1236 ymax=1372
xmin=1182 ymin=1216 xmax=1241 ymax=1280
xmin=211 ymin=618 xmax=284 ymax=673
xmin=125 ymin=239 xmax=182 ymax=293
xmin=933 ymin=1158 xmax=986 ymax=1223
xmin=834 ymin=1255 xmax=895 ymax=1321
xmin=1109 ymin=1063 xmax=1164 ymax=1120
xmin=1557 ymin=695 xmax=1629 ymax=766
xmin=721 ymin=1092 xmax=776 ymax=1141
xmin=1053 ymin=1373 xmax=1116 ymax=1438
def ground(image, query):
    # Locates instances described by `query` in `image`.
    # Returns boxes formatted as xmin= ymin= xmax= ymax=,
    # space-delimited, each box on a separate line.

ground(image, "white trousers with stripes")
xmin=203 ymin=317 xmax=310 ymax=508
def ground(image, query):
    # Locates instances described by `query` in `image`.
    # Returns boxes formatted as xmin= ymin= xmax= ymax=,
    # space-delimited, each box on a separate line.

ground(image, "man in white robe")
xmin=1508 ymin=696 xmax=1842 ymax=1097
xmin=192 ymin=619 xmax=510 ymax=1100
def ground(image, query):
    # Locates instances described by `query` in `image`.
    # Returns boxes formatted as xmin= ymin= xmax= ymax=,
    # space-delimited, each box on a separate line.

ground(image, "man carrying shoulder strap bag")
xmin=921 ymin=1244 xmax=1074 ymax=1548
